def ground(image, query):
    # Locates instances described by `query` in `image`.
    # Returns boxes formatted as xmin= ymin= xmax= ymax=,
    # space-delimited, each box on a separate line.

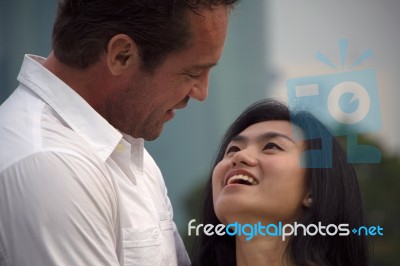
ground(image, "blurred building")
xmin=0 ymin=1 xmax=57 ymax=101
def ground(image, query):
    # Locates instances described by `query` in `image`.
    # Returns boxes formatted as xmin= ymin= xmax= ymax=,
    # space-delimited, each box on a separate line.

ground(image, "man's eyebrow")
xmin=230 ymin=131 xmax=295 ymax=144
xmin=187 ymin=62 xmax=218 ymax=71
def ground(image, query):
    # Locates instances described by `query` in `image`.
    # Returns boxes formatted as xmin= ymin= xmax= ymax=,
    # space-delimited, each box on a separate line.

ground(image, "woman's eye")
xmin=226 ymin=146 xmax=240 ymax=154
xmin=263 ymin=142 xmax=283 ymax=151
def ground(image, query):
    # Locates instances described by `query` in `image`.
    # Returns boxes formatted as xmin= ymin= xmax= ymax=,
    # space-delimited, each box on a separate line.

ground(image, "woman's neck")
xmin=235 ymin=235 xmax=293 ymax=266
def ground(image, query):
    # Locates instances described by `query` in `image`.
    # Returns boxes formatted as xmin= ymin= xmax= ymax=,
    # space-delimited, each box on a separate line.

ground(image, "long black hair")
xmin=192 ymin=99 xmax=371 ymax=266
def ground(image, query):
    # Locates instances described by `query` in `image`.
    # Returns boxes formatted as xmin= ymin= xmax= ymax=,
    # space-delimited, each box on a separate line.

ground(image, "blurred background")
xmin=1 ymin=0 xmax=399 ymax=264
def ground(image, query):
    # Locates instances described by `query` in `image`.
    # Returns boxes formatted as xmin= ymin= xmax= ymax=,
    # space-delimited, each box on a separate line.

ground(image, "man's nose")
xmin=189 ymin=71 xmax=210 ymax=101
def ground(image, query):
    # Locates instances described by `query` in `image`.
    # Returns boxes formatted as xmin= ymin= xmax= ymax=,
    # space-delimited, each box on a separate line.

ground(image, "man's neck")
xmin=42 ymin=51 xmax=113 ymax=111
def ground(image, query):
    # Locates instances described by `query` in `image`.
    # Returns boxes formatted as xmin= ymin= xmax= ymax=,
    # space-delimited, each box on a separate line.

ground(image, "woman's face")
xmin=212 ymin=120 xmax=310 ymax=225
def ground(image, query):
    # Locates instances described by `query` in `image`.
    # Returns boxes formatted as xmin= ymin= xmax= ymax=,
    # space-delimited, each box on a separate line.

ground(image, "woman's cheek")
xmin=212 ymin=160 xmax=228 ymax=185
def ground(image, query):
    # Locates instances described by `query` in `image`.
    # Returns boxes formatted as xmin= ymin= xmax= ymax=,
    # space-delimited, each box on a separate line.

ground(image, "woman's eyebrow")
xmin=258 ymin=132 xmax=295 ymax=144
xmin=230 ymin=131 xmax=295 ymax=144
xmin=230 ymin=134 xmax=248 ymax=143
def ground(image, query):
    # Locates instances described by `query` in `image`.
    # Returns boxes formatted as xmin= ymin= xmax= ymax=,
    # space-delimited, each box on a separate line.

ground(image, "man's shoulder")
xmin=0 ymin=89 xmax=99 ymax=173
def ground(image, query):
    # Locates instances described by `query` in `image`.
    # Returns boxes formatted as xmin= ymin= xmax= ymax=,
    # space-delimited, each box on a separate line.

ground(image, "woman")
xmin=192 ymin=99 xmax=371 ymax=266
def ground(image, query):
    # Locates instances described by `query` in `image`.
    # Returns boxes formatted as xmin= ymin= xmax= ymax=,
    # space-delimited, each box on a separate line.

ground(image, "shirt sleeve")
xmin=0 ymin=151 xmax=120 ymax=266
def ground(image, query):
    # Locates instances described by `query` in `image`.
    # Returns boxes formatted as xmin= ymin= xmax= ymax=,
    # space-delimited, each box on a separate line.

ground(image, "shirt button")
xmin=116 ymin=143 xmax=125 ymax=152
xmin=153 ymin=229 xmax=160 ymax=239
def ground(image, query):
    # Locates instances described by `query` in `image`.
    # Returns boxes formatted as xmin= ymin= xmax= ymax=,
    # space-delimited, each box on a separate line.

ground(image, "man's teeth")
xmin=227 ymin=175 xmax=258 ymax=185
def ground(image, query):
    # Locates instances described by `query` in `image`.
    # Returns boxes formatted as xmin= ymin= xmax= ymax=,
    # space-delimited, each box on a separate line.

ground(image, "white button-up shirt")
xmin=0 ymin=55 xmax=190 ymax=266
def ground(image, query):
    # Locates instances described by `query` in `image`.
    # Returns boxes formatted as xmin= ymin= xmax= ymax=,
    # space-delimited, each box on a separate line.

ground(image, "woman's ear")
xmin=303 ymin=192 xmax=313 ymax=208
xmin=106 ymin=34 xmax=139 ymax=76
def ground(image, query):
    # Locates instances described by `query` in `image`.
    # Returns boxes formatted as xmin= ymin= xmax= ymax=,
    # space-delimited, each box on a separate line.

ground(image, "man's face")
xmin=107 ymin=6 xmax=230 ymax=140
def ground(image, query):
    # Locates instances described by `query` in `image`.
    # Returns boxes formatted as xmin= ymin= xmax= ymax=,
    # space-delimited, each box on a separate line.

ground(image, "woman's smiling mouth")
xmin=224 ymin=169 xmax=259 ymax=186
xmin=226 ymin=174 xmax=258 ymax=186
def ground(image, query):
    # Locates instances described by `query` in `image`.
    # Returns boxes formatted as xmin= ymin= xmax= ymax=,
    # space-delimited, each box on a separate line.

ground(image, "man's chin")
xmin=140 ymin=111 xmax=174 ymax=140
xmin=143 ymin=134 xmax=160 ymax=141
xmin=141 ymin=125 xmax=164 ymax=141
xmin=122 ymin=121 xmax=165 ymax=141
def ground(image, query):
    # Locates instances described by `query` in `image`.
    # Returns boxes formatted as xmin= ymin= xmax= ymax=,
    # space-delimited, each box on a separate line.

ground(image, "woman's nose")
xmin=231 ymin=149 xmax=257 ymax=167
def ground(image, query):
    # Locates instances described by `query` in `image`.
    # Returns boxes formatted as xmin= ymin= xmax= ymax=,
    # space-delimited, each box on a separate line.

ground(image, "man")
xmin=0 ymin=0 xmax=239 ymax=265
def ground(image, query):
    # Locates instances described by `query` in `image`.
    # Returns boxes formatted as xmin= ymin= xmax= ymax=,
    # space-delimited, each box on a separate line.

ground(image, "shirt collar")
xmin=17 ymin=54 xmax=123 ymax=161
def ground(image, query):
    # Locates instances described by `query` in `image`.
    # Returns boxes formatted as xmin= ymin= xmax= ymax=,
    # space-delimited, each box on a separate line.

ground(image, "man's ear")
xmin=106 ymin=34 xmax=139 ymax=76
